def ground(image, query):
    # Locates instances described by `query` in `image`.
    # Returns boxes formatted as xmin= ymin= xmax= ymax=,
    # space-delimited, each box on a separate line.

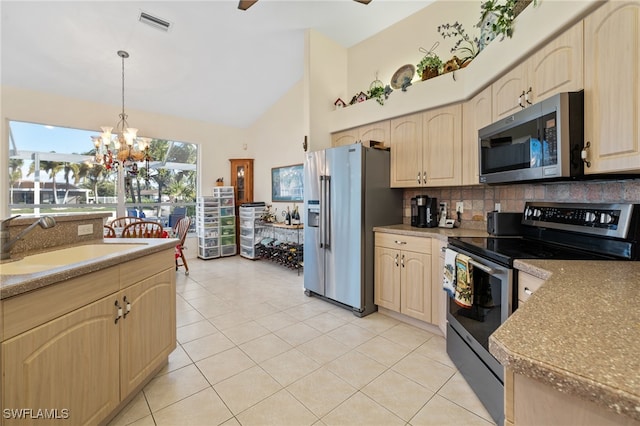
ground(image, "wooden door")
xmin=374 ymin=246 xmax=401 ymax=312
xmin=2 ymin=296 xmax=120 ymax=425
xmin=423 ymin=104 xmax=462 ymax=187
xmin=529 ymin=21 xmax=583 ymax=105
xmin=390 ymin=113 xmax=423 ymax=187
xmin=230 ymin=158 xmax=254 ymax=250
xmin=119 ymin=269 xmax=176 ymax=397
xmin=584 ymin=1 xmax=640 ymax=174
xmin=331 ymin=129 xmax=358 ymax=147
xmin=492 ymin=62 xmax=529 ymax=121
xmin=463 ymin=87 xmax=493 ymax=185
xmin=400 ymin=250 xmax=431 ymax=323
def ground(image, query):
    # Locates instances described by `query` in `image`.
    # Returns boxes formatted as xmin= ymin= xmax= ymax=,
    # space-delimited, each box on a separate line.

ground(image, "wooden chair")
xmin=103 ymin=225 xmax=116 ymax=238
xmin=122 ymin=221 xmax=164 ymax=238
xmin=109 ymin=216 xmax=142 ymax=229
xmin=173 ymin=216 xmax=191 ymax=275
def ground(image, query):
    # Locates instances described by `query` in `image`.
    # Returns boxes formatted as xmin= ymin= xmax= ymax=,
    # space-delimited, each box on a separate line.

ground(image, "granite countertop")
xmin=489 ymin=259 xmax=640 ymax=422
xmin=373 ymin=224 xmax=488 ymax=241
xmin=0 ymin=238 xmax=178 ymax=299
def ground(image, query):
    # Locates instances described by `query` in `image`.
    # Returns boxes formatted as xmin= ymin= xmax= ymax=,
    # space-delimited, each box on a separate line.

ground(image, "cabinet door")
xmin=120 ymin=269 xmax=176 ymax=397
xmin=431 ymin=239 xmax=447 ymax=335
xmin=358 ymin=120 xmax=390 ymax=146
xmin=529 ymin=21 xmax=583 ymax=105
xmin=584 ymin=1 xmax=640 ymax=174
xmin=400 ymin=250 xmax=432 ymax=323
xmin=462 ymin=87 xmax=492 ymax=186
xmin=390 ymin=113 xmax=423 ymax=188
xmin=331 ymin=129 xmax=358 ymax=147
xmin=423 ymin=104 xmax=462 ymax=187
xmin=2 ymin=296 xmax=120 ymax=425
xmin=374 ymin=246 xmax=401 ymax=311
xmin=492 ymin=63 xmax=528 ymax=121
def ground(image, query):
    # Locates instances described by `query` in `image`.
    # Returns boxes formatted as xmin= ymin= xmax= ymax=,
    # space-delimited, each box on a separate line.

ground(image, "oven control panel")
xmin=522 ymin=202 xmax=635 ymax=239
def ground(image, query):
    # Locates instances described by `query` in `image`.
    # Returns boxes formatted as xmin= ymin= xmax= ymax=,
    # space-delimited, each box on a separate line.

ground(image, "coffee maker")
xmin=410 ymin=197 xmax=418 ymax=226
xmin=415 ymin=195 xmax=438 ymax=228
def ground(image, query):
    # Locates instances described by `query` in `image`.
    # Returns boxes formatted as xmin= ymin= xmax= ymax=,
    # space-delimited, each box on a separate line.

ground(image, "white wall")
xmin=246 ymin=79 xmax=305 ymax=217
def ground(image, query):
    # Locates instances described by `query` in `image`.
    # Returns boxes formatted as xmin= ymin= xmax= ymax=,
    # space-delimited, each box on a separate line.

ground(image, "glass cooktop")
xmin=448 ymin=236 xmax=616 ymax=267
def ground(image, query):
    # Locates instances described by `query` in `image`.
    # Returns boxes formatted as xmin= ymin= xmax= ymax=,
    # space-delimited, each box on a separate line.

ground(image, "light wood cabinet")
xmin=431 ymin=239 xmax=448 ymax=336
xmin=1 ymin=249 xmax=176 ymax=425
xmin=492 ymin=21 xmax=584 ymax=121
xmin=517 ymin=271 xmax=545 ymax=305
xmin=331 ymin=120 xmax=390 ymax=148
xmin=506 ymin=371 xmax=639 ymax=426
xmin=462 ymin=86 xmax=493 ymax=186
xmin=120 ymin=269 xmax=176 ymax=397
xmin=2 ymin=295 xmax=120 ymax=425
xmin=583 ymin=1 xmax=640 ymax=174
xmin=374 ymin=233 xmax=432 ymax=323
xmin=390 ymin=105 xmax=462 ymax=188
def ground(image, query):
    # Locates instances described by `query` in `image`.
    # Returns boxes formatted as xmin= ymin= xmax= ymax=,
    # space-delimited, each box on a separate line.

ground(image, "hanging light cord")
xmin=117 ymin=50 xmax=129 ymax=131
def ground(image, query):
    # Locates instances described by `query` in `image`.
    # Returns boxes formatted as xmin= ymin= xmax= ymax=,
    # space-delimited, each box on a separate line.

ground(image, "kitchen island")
xmin=490 ymin=259 xmax=640 ymax=425
xmin=0 ymin=237 xmax=177 ymax=425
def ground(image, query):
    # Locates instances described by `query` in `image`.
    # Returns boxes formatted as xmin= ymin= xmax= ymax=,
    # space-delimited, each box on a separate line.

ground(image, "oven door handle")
xmin=468 ymin=259 xmax=495 ymax=274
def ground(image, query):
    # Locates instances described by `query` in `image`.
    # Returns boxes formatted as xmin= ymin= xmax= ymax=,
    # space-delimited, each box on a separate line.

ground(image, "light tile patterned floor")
xmin=109 ymin=254 xmax=495 ymax=426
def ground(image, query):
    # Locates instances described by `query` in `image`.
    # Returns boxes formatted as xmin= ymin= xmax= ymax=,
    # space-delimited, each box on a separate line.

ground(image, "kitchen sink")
xmin=0 ymin=243 xmax=146 ymax=275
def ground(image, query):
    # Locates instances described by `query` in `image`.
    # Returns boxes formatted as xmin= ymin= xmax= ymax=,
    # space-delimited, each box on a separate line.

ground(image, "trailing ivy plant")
xmin=367 ymin=85 xmax=385 ymax=106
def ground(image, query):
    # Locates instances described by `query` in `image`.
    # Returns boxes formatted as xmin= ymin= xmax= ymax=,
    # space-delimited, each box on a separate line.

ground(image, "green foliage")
xmin=367 ymin=85 xmax=385 ymax=106
xmin=437 ymin=21 xmax=479 ymax=62
xmin=417 ymin=54 xmax=443 ymax=78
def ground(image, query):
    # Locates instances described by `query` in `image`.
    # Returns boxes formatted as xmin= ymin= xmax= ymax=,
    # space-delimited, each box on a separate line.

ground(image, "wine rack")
xmin=254 ymin=223 xmax=303 ymax=273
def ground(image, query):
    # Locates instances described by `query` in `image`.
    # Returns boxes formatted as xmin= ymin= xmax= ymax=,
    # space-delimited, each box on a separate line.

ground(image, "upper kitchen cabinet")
xmin=390 ymin=113 xmax=423 ymax=187
xmin=390 ymin=106 xmax=462 ymax=188
xmin=331 ymin=120 xmax=390 ymax=147
xmin=492 ymin=21 xmax=584 ymax=121
xmin=462 ymin=86 xmax=492 ymax=186
xmin=422 ymin=104 xmax=462 ymax=187
xmin=583 ymin=1 xmax=640 ymax=174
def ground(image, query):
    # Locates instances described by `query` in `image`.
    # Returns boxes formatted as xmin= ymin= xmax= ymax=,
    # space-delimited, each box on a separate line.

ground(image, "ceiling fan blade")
xmin=353 ymin=0 xmax=372 ymax=4
xmin=238 ymin=0 xmax=259 ymax=10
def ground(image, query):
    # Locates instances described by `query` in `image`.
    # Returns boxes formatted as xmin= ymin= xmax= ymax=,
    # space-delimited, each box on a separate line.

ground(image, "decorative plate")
xmin=390 ymin=64 xmax=415 ymax=89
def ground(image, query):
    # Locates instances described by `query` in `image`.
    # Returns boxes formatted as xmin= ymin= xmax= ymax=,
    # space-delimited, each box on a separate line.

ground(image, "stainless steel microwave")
xmin=478 ymin=91 xmax=584 ymax=184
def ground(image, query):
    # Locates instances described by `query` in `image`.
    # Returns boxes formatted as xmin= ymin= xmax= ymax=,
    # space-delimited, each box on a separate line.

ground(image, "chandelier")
xmin=92 ymin=50 xmax=151 ymax=180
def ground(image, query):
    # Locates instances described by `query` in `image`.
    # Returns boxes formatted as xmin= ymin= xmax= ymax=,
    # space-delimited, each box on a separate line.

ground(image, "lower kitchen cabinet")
xmin=505 ymin=370 xmax=638 ymax=426
xmin=2 ymin=295 xmax=120 ymax=425
xmin=1 ymin=249 xmax=176 ymax=425
xmin=374 ymin=233 xmax=432 ymax=323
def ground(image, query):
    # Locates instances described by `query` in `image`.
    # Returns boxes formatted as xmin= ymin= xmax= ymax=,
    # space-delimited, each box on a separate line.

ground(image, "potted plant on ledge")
xmin=417 ymin=51 xmax=443 ymax=81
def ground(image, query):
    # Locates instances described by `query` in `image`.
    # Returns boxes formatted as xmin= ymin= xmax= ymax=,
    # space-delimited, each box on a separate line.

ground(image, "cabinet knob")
xmin=525 ymin=87 xmax=532 ymax=105
xmin=401 ymin=254 xmax=405 ymax=267
xmin=417 ymin=172 xmax=421 ymax=185
xmin=581 ymin=141 xmax=591 ymax=168
xmin=123 ymin=296 xmax=132 ymax=319
xmin=524 ymin=287 xmax=533 ymax=296
xmin=518 ymin=91 xmax=525 ymax=108
xmin=394 ymin=253 xmax=399 ymax=267
xmin=422 ymin=171 xmax=427 ymax=185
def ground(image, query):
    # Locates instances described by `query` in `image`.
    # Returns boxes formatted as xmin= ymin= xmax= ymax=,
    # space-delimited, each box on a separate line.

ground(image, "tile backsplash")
xmin=403 ymin=178 xmax=640 ymax=230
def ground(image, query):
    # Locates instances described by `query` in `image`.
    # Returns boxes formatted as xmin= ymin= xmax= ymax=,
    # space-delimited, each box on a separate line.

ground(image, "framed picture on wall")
xmin=271 ymin=164 xmax=303 ymax=202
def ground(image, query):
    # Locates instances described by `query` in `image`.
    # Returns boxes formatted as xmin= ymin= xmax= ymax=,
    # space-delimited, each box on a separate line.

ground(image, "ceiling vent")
xmin=139 ymin=11 xmax=172 ymax=32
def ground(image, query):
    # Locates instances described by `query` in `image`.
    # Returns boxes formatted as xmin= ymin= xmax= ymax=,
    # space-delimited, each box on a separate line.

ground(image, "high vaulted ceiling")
xmin=1 ymin=1 xmax=431 ymax=129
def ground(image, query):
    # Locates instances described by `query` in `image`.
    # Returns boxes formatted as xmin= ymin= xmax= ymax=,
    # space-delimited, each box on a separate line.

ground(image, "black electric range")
xmin=448 ymin=201 xmax=640 ymax=267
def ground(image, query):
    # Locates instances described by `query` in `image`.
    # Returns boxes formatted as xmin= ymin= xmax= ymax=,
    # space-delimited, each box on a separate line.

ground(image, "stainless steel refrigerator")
xmin=303 ymin=144 xmax=402 ymax=317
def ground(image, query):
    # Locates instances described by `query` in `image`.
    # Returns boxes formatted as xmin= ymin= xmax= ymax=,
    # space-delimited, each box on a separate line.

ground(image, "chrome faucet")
xmin=1 ymin=215 xmax=57 ymax=260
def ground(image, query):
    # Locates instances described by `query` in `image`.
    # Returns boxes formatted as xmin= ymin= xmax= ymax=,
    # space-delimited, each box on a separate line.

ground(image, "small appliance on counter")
xmin=413 ymin=195 xmax=438 ymax=228
xmin=487 ymin=211 xmax=524 ymax=235
xmin=410 ymin=197 xmax=418 ymax=227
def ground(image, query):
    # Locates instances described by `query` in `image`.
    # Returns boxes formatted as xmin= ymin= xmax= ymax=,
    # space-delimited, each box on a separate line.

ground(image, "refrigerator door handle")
xmin=324 ymin=175 xmax=331 ymax=249
xmin=319 ymin=175 xmax=325 ymax=248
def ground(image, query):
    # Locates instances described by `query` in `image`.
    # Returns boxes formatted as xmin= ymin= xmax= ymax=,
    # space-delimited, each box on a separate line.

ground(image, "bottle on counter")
xmin=292 ymin=205 xmax=300 ymax=225
xmin=285 ymin=207 xmax=291 ymax=225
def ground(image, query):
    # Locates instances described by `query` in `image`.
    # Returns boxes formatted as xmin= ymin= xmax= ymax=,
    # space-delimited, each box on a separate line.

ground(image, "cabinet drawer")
xmin=518 ymin=272 xmax=545 ymax=304
xmin=375 ymin=232 xmax=431 ymax=253
xmin=3 ymin=266 xmax=120 ymax=340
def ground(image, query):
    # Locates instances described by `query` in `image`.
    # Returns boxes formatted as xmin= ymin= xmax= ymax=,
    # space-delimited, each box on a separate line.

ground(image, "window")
xmin=8 ymin=121 xmax=198 ymax=224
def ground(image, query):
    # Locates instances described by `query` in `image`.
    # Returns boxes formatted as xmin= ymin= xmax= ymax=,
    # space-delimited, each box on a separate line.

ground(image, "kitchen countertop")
xmin=489 ymin=259 xmax=640 ymax=422
xmin=0 ymin=238 xmax=178 ymax=299
xmin=373 ymin=224 xmax=488 ymax=241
